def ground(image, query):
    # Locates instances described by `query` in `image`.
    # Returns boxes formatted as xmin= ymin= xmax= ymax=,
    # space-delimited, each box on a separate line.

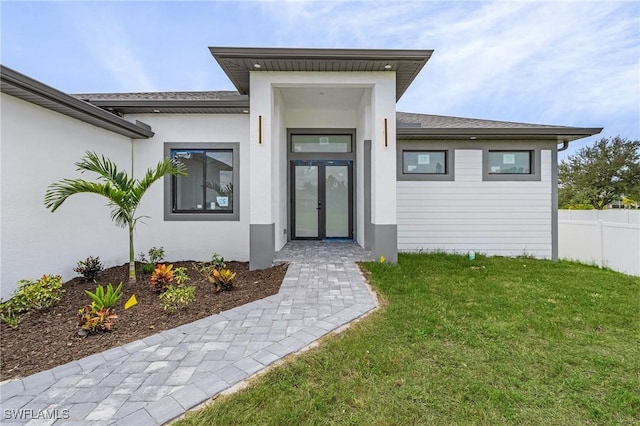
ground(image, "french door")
xmin=291 ymin=160 xmax=353 ymax=239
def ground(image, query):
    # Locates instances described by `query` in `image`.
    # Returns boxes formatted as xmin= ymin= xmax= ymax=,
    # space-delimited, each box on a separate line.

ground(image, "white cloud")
xmin=259 ymin=0 xmax=639 ymax=139
xmin=9 ymin=0 xmax=633 ymax=142
xmin=63 ymin=3 xmax=157 ymax=92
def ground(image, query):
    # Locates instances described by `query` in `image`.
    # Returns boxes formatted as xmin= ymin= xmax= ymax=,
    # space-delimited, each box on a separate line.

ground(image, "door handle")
xmin=317 ymin=202 xmax=322 ymax=211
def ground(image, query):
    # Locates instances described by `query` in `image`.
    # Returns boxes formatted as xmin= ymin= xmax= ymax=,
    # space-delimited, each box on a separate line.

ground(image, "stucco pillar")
xmin=248 ymin=73 xmax=275 ymax=269
xmin=370 ymin=75 xmax=398 ymax=263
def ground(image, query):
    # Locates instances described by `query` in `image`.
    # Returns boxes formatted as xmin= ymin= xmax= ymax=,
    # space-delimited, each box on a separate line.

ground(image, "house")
xmin=0 ymin=47 xmax=602 ymax=299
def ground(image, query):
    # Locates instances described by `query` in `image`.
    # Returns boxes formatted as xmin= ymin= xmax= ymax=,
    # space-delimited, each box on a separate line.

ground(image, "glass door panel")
xmin=294 ymin=165 xmax=319 ymax=237
xmin=325 ymin=165 xmax=349 ymax=237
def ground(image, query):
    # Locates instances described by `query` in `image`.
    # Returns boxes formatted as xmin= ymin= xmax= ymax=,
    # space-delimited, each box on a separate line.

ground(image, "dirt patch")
xmin=0 ymin=261 xmax=287 ymax=381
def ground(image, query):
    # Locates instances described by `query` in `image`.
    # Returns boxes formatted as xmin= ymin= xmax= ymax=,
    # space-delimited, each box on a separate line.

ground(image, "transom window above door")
xmin=291 ymin=134 xmax=352 ymax=153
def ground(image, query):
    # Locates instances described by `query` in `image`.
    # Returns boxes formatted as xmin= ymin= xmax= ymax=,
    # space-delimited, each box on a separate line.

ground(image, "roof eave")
xmin=397 ymin=127 xmax=603 ymax=140
xmin=0 ymin=65 xmax=154 ymax=139
xmin=209 ymin=46 xmax=434 ymax=60
xmin=86 ymin=98 xmax=250 ymax=109
xmin=209 ymin=46 xmax=433 ymax=101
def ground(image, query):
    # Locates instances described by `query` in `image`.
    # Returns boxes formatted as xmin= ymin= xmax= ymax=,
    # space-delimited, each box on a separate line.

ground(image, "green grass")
xmin=177 ymin=253 xmax=640 ymax=425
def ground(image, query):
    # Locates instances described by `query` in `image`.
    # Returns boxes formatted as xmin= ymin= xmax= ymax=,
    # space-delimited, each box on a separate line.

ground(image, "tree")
xmin=44 ymin=151 xmax=186 ymax=283
xmin=559 ymin=136 xmax=640 ymax=209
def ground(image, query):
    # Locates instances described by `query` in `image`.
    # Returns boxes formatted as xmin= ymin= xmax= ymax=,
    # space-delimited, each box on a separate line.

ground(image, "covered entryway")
xmin=288 ymin=131 xmax=355 ymax=241
xmin=291 ymin=160 xmax=353 ymax=239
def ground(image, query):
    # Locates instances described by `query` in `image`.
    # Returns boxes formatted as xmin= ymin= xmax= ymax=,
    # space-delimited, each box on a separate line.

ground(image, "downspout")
xmin=131 ymin=140 xmax=134 ymax=176
xmin=553 ymin=139 xmax=568 ymax=261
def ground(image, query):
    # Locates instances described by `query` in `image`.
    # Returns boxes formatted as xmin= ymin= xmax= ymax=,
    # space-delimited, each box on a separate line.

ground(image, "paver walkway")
xmin=0 ymin=241 xmax=377 ymax=425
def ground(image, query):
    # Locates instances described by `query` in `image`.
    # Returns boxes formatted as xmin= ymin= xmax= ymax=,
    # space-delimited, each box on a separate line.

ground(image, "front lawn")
xmin=177 ymin=253 xmax=640 ymax=425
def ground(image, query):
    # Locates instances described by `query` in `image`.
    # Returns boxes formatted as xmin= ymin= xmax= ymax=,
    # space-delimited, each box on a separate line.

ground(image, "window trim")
xmin=482 ymin=148 xmax=541 ymax=181
xmin=396 ymin=142 xmax=455 ymax=181
xmin=164 ymin=142 xmax=240 ymax=221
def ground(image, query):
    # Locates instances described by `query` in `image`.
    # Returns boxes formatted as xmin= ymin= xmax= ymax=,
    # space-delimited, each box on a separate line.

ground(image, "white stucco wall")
xmin=369 ymin=74 xmax=397 ymax=226
xmin=128 ymin=113 xmax=250 ymax=263
xmin=1 ymin=94 xmax=132 ymax=299
xmin=355 ymin=90 xmax=371 ymax=247
xmin=273 ymin=90 xmax=288 ymax=250
xmin=250 ymin=71 xmax=396 ymax=249
xmin=397 ymin=149 xmax=553 ymax=258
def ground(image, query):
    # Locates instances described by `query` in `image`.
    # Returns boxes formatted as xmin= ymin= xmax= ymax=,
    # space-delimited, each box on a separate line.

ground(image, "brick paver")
xmin=0 ymin=241 xmax=377 ymax=425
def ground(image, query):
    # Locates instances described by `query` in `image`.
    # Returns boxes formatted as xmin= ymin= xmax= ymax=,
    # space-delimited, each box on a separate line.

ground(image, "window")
xmin=482 ymin=147 xmax=541 ymax=182
xmin=487 ymin=151 xmax=532 ymax=174
xmin=402 ymin=151 xmax=447 ymax=174
xmin=164 ymin=143 xmax=239 ymax=221
xmin=291 ymin=134 xmax=352 ymax=153
xmin=396 ymin=142 xmax=454 ymax=181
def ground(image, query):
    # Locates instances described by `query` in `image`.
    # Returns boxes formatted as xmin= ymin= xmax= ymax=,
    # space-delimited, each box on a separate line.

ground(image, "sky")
xmin=1 ymin=0 xmax=638 ymax=159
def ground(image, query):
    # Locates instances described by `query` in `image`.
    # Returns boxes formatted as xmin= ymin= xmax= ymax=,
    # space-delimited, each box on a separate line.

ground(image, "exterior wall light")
xmin=384 ymin=118 xmax=388 ymax=147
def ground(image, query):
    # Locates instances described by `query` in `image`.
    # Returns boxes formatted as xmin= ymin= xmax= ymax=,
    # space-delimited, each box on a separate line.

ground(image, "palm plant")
xmin=44 ymin=151 xmax=186 ymax=283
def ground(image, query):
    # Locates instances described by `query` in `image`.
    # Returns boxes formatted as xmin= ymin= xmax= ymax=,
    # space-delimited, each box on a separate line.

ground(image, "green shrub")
xmin=74 ymin=256 xmax=104 ymax=282
xmin=78 ymin=282 xmax=123 ymax=335
xmin=141 ymin=262 xmax=155 ymax=275
xmin=150 ymin=264 xmax=174 ymax=293
xmin=78 ymin=306 xmax=118 ymax=334
xmin=210 ymin=253 xmax=226 ymax=270
xmin=159 ymin=284 xmax=196 ymax=313
xmin=0 ymin=275 xmax=64 ymax=327
xmin=0 ymin=308 xmax=21 ymax=328
xmin=85 ymin=282 xmax=123 ymax=310
xmin=139 ymin=247 xmax=165 ymax=274
xmin=0 ymin=298 xmax=26 ymax=328
xmin=16 ymin=275 xmax=64 ymax=311
xmin=197 ymin=252 xmax=226 ymax=276
xmin=148 ymin=246 xmax=165 ymax=264
xmin=174 ymin=267 xmax=190 ymax=285
xmin=208 ymin=268 xmax=236 ymax=292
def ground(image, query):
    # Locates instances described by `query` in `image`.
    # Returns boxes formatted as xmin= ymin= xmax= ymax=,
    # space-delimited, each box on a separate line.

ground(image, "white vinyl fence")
xmin=558 ymin=210 xmax=640 ymax=276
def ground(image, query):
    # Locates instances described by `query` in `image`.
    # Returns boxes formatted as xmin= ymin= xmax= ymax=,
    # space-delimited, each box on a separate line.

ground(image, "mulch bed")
xmin=0 ymin=261 xmax=287 ymax=381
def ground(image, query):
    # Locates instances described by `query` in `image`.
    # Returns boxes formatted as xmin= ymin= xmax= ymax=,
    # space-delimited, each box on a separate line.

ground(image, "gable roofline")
xmin=209 ymin=46 xmax=433 ymax=101
xmin=0 ymin=65 xmax=154 ymax=139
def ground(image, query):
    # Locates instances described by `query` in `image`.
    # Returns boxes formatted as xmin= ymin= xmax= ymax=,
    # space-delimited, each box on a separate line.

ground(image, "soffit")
xmin=209 ymin=47 xmax=433 ymax=101
xmin=278 ymin=87 xmax=366 ymax=109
